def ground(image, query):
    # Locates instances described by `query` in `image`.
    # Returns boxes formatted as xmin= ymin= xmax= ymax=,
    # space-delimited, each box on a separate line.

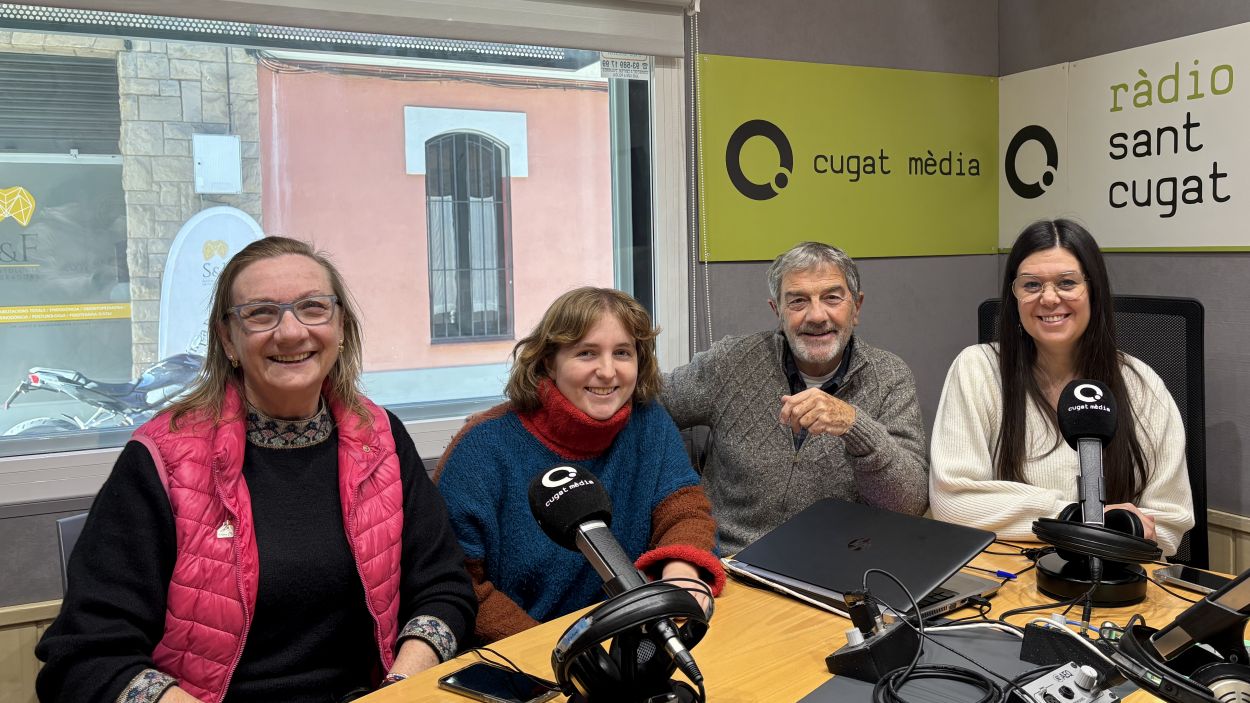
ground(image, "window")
xmin=426 ymin=132 xmax=512 ymax=341
xmin=0 ymin=3 xmax=688 ymax=506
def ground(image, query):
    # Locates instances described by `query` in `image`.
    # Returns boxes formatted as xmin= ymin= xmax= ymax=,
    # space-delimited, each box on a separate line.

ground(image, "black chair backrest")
xmin=977 ymin=295 xmax=1207 ymax=567
xmin=56 ymin=512 xmax=88 ymax=596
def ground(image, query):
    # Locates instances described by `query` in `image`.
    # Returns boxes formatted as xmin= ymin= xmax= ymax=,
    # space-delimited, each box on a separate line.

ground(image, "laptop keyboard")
xmin=916 ymin=586 xmax=958 ymax=611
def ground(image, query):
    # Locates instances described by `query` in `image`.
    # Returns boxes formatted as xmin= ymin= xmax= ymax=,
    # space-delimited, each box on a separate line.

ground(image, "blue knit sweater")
xmin=437 ymin=400 xmax=700 ymax=626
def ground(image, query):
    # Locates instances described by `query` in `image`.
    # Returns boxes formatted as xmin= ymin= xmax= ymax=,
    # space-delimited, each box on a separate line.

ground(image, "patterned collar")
xmin=246 ymin=400 xmax=334 ymax=449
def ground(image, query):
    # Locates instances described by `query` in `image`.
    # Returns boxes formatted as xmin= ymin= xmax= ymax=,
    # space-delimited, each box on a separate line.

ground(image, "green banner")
xmin=700 ymin=54 xmax=999 ymax=261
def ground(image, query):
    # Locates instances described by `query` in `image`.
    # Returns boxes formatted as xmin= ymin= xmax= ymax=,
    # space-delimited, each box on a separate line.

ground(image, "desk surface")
xmin=364 ymin=549 xmax=1201 ymax=702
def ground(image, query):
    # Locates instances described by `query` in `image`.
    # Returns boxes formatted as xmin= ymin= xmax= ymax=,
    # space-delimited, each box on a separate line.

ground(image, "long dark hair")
xmin=995 ymin=219 xmax=1147 ymax=503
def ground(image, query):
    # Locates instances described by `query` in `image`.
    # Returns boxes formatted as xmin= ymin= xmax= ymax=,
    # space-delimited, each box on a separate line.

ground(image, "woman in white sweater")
xmin=929 ymin=219 xmax=1194 ymax=556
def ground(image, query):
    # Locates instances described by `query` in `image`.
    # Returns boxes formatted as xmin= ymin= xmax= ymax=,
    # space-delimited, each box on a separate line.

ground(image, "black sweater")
xmin=36 ymin=411 xmax=476 ymax=703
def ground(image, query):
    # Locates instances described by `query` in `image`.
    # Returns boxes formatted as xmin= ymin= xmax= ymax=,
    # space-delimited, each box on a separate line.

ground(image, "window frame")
xmin=425 ymin=131 xmax=515 ymax=344
xmin=0 ymin=29 xmax=689 ymax=508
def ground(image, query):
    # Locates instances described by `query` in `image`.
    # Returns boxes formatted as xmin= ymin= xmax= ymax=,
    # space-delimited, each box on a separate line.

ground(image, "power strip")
xmin=1017 ymin=662 xmax=1119 ymax=703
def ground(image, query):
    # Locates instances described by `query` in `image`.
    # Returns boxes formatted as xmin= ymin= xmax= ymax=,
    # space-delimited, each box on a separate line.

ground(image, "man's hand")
xmin=1106 ymin=503 xmax=1157 ymax=542
xmin=779 ymin=388 xmax=856 ymax=436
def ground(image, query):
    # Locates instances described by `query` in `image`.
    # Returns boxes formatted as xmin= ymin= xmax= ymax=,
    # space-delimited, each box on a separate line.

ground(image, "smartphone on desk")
xmin=1152 ymin=564 xmax=1232 ymax=595
xmin=437 ymin=661 xmax=559 ymax=703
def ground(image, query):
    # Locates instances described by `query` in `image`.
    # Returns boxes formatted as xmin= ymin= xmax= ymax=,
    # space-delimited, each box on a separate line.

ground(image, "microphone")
xmin=1057 ymin=379 xmax=1118 ymax=627
xmin=1057 ymin=379 xmax=1118 ymax=527
xmin=528 ymin=466 xmax=704 ymax=685
xmin=1033 ymin=380 xmax=1158 ymax=608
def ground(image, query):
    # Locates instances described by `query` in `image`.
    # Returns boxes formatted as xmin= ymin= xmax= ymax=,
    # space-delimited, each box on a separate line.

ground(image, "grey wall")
xmin=692 ymin=0 xmax=1002 ymax=430
xmin=999 ymin=0 xmax=1250 ymax=75
xmin=697 ymin=0 xmax=999 ymax=75
xmin=1103 ymin=256 xmax=1250 ymax=515
xmin=999 ymin=3 xmax=1250 ymax=516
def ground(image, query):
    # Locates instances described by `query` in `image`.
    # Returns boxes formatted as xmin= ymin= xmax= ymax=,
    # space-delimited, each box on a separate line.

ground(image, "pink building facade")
xmin=259 ymin=59 xmax=613 ymax=372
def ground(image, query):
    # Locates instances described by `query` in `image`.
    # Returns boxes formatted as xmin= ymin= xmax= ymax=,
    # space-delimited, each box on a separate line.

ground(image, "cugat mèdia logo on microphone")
xmin=1073 ymin=383 xmax=1103 ymax=403
xmin=725 ymin=119 xmax=793 ymax=201
xmin=1004 ymin=125 xmax=1059 ymax=199
xmin=542 ymin=466 xmax=579 ymax=488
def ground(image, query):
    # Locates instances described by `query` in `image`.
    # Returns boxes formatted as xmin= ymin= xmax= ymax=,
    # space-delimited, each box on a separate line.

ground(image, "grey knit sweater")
xmin=661 ymin=331 xmax=929 ymax=553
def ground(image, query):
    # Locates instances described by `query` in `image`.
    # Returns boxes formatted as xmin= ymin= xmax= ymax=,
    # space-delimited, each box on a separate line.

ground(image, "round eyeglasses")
xmin=227 ymin=294 xmax=339 ymax=332
xmin=1011 ymin=274 xmax=1087 ymax=302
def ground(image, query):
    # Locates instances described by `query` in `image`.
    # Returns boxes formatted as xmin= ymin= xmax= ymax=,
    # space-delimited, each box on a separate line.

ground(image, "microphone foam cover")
xmin=1056 ymin=379 xmax=1117 ymax=449
xmin=528 ymin=465 xmax=613 ymax=551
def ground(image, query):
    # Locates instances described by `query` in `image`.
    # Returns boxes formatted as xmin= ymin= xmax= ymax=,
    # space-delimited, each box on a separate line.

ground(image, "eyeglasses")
xmin=227 ymin=294 xmax=339 ymax=332
xmin=1011 ymin=274 xmax=1088 ymax=302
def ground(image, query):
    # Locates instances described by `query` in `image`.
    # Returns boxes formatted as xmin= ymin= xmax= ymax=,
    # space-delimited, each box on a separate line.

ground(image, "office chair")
xmin=56 ymin=512 xmax=88 ymax=596
xmin=977 ymin=296 xmax=1208 ymax=568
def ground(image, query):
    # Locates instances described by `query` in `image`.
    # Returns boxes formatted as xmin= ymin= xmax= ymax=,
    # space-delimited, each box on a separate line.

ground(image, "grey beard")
xmin=786 ymin=327 xmax=847 ymax=368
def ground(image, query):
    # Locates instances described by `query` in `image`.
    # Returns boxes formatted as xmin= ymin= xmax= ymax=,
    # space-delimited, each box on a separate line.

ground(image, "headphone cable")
xmin=863 ymin=568 xmax=1006 ymax=703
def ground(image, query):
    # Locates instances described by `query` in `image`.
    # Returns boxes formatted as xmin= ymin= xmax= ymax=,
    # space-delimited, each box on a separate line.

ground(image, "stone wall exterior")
xmin=0 ymin=32 xmax=262 ymax=374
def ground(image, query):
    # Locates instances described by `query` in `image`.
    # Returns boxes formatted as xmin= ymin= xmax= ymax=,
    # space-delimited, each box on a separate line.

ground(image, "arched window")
xmin=426 ymin=132 xmax=513 ymax=340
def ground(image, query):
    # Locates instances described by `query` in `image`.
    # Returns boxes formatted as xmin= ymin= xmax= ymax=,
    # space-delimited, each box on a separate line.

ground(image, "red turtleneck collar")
xmin=517 ymin=378 xmax=632 ymax=460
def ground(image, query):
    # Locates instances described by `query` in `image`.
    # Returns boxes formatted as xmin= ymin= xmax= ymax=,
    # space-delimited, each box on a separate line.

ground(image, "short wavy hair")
xmin=505 ymin=287 xmax=661 ymax=412
xmin=766 ymin=241 xmax=861 ymax=303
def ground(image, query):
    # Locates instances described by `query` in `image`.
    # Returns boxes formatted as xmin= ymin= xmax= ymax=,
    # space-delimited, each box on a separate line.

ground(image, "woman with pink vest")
xmin=36 ymin=237 xmax=476 ymax=703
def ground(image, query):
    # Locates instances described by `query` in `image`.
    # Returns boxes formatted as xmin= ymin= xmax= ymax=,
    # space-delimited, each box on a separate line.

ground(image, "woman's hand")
xmin=158 ymin=687 xmax=207 ymax=702
xmin=388 ymin=639 xmax=441 ymax=680
xmin=1106 ymin=503 xmax=1156 ymax=542
xmin=660 ymin=560 xmax=712 ymax=614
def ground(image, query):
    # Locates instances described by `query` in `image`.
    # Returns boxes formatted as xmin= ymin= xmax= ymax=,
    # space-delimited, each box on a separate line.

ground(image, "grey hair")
xmin=766 ymin=241 xmax=861 ymax=303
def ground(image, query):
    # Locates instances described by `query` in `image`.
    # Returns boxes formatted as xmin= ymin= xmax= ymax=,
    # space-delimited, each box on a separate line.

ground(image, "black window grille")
xmin=426 ymin=132 xmax=513 ymax=341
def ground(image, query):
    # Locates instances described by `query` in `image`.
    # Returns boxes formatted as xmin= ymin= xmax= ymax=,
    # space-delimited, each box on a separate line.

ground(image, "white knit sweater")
xmin=929 ymin=344 xmax=1195 ymax=556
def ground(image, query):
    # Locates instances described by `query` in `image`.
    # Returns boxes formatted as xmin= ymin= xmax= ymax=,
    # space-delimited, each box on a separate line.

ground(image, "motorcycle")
xmin=2 ymin=353 xmax=204 ymax=436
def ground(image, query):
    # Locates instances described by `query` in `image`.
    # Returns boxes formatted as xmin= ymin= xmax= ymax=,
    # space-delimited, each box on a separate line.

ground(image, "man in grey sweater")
xmin=661 ymin=242 xmax=929 ymax=553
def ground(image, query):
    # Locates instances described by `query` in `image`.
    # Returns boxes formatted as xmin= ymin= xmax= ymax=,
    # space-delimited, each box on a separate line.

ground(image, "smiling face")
xmin=769 ymin=264 xmax=863 ymax=377
xmin=220 ymin=254 xmax=342 ymax=419
xmin=548 ymin=311 xmax=638 ymax=420
xmin=1016 ymin=246 xmax=1090 ymax=359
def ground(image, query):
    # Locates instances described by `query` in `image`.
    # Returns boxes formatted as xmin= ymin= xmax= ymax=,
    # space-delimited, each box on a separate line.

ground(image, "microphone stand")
xmin=1078 ymin=557 xmax=1102 ymax=634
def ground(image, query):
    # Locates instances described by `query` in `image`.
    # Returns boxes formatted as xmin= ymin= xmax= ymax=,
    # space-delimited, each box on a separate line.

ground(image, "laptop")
xmin=725 ymin=498 xmax=1001 ymax=619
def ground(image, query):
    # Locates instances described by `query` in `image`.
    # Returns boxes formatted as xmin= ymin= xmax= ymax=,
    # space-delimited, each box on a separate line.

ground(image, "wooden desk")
xmin=363 ymin=550 xmax=1201 ymax=702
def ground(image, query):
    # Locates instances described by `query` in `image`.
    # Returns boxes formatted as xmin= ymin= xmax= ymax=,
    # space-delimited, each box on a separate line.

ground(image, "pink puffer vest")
xmin=131 ymin=385 xmax=403 ymax=703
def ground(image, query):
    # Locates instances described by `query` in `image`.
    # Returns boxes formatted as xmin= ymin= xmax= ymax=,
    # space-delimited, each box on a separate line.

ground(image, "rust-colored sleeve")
xmin=464 ymin=558 xmax=541 ymax=644
xmin=434 ymin=402 xmax=536 ymax=644
xmin=635 ymin=485 xmax=726 ymax=596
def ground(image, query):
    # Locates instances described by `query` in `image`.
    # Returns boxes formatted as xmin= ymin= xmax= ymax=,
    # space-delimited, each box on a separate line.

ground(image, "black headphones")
xmin=1032 ymin=502 xmax=1162 ymax=564
xmin=552 ymin=581 xmax=709 ymax=702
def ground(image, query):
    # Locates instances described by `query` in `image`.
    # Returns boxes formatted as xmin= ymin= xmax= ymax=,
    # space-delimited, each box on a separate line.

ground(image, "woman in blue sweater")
xmin=436 ymin=287 xmax=724 ymax=643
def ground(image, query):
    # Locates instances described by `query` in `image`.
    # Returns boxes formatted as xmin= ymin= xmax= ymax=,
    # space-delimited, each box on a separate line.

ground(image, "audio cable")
xmin=862 ymin=569 xmax=1008 ymax=703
